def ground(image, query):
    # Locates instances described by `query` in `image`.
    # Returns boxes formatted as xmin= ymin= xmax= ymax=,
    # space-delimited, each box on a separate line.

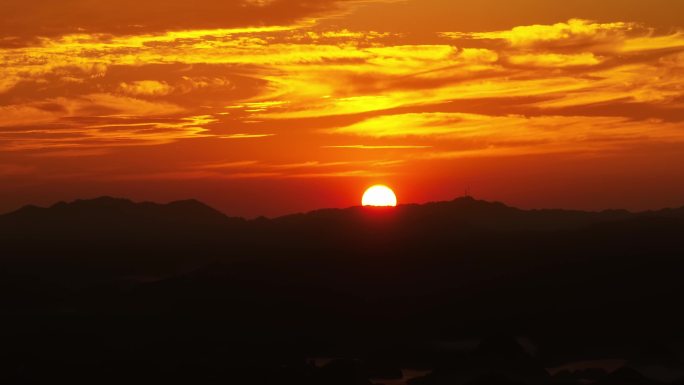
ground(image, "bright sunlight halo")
xmin=362 ymin=185 xmax=398 ymax=207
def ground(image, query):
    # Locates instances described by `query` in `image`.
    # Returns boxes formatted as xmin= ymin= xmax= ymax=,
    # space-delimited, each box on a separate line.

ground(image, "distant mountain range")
xmin=0 ymin=196 xmax=241 ymax=240
xmin=2 ymin=195 xmax=683 ymax=240
xmin=2 ymin=196 xmax=684 ymax=384
xmin=3 ymin=195 xmax=683 ymax=317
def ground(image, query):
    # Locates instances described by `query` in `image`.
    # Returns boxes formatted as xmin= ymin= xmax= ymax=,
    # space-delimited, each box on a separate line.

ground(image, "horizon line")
xmin=3 ymin=194 xmax=678 ymax=220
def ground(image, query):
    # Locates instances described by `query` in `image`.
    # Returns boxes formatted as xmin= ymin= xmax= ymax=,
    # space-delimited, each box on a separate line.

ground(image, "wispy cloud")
xmin=0 ymin=0 xmax=368 ymax=45
xmin=323 ymin=145 xmax=431 ymax=149
xmin=219 ymin=134 xmax=276 ymax=139
xmin=327 ymin=112 xmax=684 ymax=157
xmin=1 ymin=10 xmax=682 ymax=195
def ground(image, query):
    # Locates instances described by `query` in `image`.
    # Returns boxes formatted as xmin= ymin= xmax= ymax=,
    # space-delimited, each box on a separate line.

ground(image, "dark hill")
xmin=2 ymin=196 xmax=684 ymax=384
xmin=3 ymin=196 xmax=681 ymax=243
xmin=271 ymin=196 xmax=635 ymax=233
xmin=2 ymin=196 xmax=683 ymax=287
xmin=0 ymin=196 xmax=242 ymax=241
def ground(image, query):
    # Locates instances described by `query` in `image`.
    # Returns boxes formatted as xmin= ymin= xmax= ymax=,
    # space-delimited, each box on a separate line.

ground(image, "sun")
xmin=362 ymin=185 xmax=398 ymax=207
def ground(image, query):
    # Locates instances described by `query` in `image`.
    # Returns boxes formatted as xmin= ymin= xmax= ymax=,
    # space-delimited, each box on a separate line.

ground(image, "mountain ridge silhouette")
xmin=3 ymin=195 xmax=684 ymax=384
xmin=3 ymin=195 xmax=682 ymax=232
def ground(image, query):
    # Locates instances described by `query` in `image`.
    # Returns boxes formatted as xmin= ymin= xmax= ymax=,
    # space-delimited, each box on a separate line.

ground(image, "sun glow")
xmin=362 ymin=185 xmax=398 ymax=207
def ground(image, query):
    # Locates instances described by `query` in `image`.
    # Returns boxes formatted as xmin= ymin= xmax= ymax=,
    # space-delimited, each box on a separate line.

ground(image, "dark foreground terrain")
xmin=2 ymin=196 xmax=684 ymax=384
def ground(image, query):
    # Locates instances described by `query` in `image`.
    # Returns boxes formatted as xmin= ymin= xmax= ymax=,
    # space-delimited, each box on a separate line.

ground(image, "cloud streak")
xmin=0 ymin=6 xmax=682 ymax=213
xmin=0 ymin=0 xmax=370 ymax=46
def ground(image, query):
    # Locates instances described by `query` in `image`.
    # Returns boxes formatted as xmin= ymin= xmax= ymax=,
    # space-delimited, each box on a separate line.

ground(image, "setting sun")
xmin=362 ymin=185 xmax=398 ymax=207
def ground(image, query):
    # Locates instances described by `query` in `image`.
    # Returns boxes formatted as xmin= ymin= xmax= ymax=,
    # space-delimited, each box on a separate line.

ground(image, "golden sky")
xmin=1 ymin=0 xmax=683 ymax=216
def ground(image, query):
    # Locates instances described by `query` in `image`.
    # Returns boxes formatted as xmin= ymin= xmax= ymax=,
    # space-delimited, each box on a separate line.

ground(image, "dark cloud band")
xmin=0 ymin=0 xmax=356 ymax=46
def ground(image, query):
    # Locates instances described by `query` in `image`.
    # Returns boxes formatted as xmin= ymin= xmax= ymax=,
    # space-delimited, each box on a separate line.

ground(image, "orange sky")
xmin=1 ymin=0 xmax=683 ymax=217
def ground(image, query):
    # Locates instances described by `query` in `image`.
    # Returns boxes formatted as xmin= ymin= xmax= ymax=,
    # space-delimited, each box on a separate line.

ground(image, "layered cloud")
xmin=451 ymin=19 xmax=634 ymax=50
xmin=0 ymin=0 xmax=373 ymax=46
xmin=1 ymin=5 xmax=683 ymax=194
xmin=111 ymin=159 xmax=397 ymax=181
xmin=329 ymin=112 xmax=684 ymax=157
